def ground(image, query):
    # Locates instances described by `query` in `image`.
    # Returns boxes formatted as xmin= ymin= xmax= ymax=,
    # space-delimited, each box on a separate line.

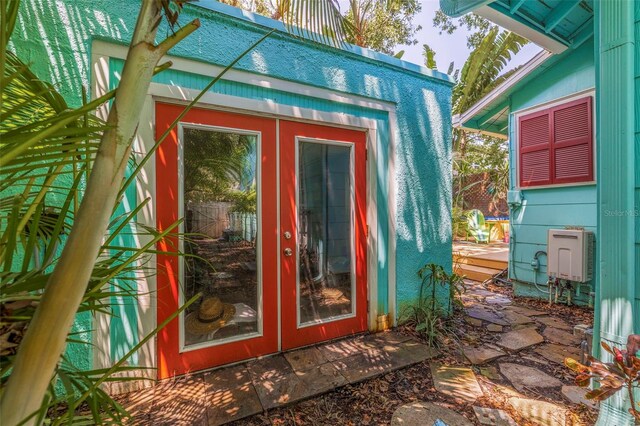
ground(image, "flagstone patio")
xmin=120 ymin=332 xmax=439 ymax=425
xmin=119 ymin=278 xmax=597 ymax=426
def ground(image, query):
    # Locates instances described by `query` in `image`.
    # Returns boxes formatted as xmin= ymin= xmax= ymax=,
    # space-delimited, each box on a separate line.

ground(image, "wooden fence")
xmin=187 ymin=201 xmax=257 ymax=242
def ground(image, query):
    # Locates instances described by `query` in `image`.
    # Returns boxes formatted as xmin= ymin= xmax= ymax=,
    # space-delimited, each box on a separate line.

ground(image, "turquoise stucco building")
xmin=10 ymin=1 xmax=453 ymax=385
xmin=440 ymin=0 xmax=638 ymax=424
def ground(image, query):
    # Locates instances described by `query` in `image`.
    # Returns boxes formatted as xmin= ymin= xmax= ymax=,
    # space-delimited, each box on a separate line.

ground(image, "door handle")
xmin=283 ymin=248 xmax=293 ymax=257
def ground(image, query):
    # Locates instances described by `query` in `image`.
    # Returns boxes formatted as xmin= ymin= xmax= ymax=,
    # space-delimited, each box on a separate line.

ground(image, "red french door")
xmin=155 ymin=103 xmax=278 ymax=378
xmin=155 ymin=104 xmax=368 ymax=378
xmin=280 ymin=120 xmax=368 ymax=350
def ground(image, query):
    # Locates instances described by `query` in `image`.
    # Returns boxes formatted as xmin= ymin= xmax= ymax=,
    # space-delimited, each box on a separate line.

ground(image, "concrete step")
xmin=455 ymin=264 xmax=504 ymax=282
xmin=453 ymin=254 xmax=508 ymax=271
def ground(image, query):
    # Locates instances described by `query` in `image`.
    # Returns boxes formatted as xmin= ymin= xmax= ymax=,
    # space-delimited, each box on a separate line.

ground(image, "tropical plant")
xmin=220 ymin=0 xmax=420 ymax=55
xmin=444 ymin=270 xmax=465 ymax=312
xmin=443 ymin=25 xmax=525 ymax=219
xmin=1 ymin=1 xmax=349 ymax=423
xmin=401 ymin=263 xmax=464 ymax=348
xmin=230 ymin=188 xmax=258 ymax=214
xmin=183 ymin=129 xmax=256 ymax=202
xmin=0 ymin=2 xmax=206 ymax=422
xmin=0 ymin=44 xmax=201 ymax=426
xmin=221 ymin=0 xmax=351 ymax=45
xmin=344 ymin=0 xmax=422 ymax=55
xmin=422 ymin=43 xmax=437 ymax=70
xmin=452 ymin=27 xmax=528 ymax=154
xmin=565 ymin=335 xmax=640 ymax=421
xmin=433 ymin=10 xmax=493 ymax=49
xmin=425 ymin=21 xmax=522 ymax=216
xmin=417 ymin=263 xmax=446 ymax=314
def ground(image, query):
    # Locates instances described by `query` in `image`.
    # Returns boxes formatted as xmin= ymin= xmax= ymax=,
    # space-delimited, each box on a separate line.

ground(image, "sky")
xmin=338 ymin=0 xmax=543 ymax=75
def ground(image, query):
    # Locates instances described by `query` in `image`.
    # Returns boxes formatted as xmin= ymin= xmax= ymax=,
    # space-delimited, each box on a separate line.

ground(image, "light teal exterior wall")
xmin=595 ymin=1 xmax=637 ymax=423
xmin=507 ymin=39 xmax=596 ymax=304
xmin=13 ymin=0 xmax=452 ymax=368
xmin=634 ymin=0 xmax=640 ymax=334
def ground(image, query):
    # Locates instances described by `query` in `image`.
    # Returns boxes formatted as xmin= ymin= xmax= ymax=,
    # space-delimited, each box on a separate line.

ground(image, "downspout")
xmin=595 ymin=1 xmax=637 ymax=424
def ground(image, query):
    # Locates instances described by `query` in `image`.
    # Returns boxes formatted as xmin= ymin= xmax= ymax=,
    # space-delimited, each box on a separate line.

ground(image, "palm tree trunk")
xmin=0 ymin=3 xmax=198 ymax=424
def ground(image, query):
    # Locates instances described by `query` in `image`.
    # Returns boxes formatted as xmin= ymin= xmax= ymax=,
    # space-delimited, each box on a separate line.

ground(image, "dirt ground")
xmin=232 ymin=280 xmax=597 ymax=426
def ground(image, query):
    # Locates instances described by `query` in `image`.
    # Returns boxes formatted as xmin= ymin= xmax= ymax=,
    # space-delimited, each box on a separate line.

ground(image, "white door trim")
xmin=91 ymin=40 xmax=397 ymax=388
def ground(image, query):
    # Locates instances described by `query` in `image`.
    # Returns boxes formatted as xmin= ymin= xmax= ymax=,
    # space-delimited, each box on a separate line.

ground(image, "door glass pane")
xmin=298 ymin=141 xmax=354 ymax=325
xmin=182 ymin=127 xmax=259 ymax=348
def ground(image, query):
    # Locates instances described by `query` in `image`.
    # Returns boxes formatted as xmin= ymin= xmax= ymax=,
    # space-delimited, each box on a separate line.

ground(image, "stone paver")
xmin=393 ymin=339 xmax=441 ymax=363
xmin=465 ymin=316 xmax=484 ymax=327
xmin=534 ymin=343 xmax=581 ymax=365
xmin=504 ymin=305 xmax=548 ymax=317
xmin=466 ymin=288 xmax=499 ymax=298
xmin=463 ymin=345 xmax=506 ymax=365
xmin=369 ymin=330 xmax=413 ymax=345
xmin=151 ymin=375 xmax=207 ymax=425
xmin=479 ymin=365 xmax=501 ymax=380
xmin=485 ymin=295 xmax=512 ymax=305
xmin=536 ymin=316 xmax=573 ymax=330
xmin=332 ymin=338 xmax=437 ymax=384
xmin=247 ymin=354 xmax=293 ymax=381
xmin=500 ymin=310 xmax=534 ymax=325
xmin=562 ymin=385 xmax=599 ymax=409
xmin=331 ymin=351 xmax=389 ymax=383
xmin=499 ymin=363 xmax=562 ymax=393
xmin=317 ymin=335 xmax=376 ymax=361
xmin=466 ymin=306 xmax=509 ymax=325
xmin=119 ymin=384 xmax=155 ymax=424
xmin=508 ymin=396 xmax=567 ymax=426
xmin=252 ymin=367 xmax=308 ymax=409
xmin=430 ymin=363 xmax=483 ymax=404
xmin=542 ymin=327 xmax=581 ymax=345
xmin=391 ymin=402 xmax=473 ymax=426
xmin=284 ymin=346 xmax=327 ymax=371
xmin=496 ymin=327 xmax=544 ymax=351
xmin=486 ymin=324 xmax=503 ymax=332
xmin=473 ymin=406 xmax=517 ymax=426
xmin=295 ymin=362 xmax=347 ymax=393
xmin=204 ymin=365 xmax=262 ymax=426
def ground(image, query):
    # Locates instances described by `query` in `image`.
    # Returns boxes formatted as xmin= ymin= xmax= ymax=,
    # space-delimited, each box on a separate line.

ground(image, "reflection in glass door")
xmin=280 ymin=120 xmax=367 ymax=351
xmin=297 ymin=141 xmax=354 ymax=326
xmin=156 ymin=103 xmax=278 ymax=378
xmin=181 ymin=126 xmax=260 ymax=349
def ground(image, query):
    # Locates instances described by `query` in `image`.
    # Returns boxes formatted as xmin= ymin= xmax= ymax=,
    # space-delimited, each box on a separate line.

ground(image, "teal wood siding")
xmin=595 ymin=1 xmax=637 ymax=424
xmin=635 ymin=1 xmax=640 ymax=330
xmin=12 ymin=0 xmax=452 ymax=368
xmin=507 ymin=39 xmax=596 ymax=302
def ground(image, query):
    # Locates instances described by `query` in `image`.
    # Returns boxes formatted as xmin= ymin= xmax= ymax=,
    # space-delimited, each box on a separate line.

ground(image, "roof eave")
xmin=475 ymin=5 xmax=568 ymax=54
xmin=439 ymin=0 xmax=493 ymax=18
xmin=455 ymin=49 xmax=554 ymax=134
xmin=439 ymin=1 xmax=570 ymax=54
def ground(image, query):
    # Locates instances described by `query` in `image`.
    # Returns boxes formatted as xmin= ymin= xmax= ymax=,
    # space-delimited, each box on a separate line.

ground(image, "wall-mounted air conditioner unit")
xmin=547 ymin=229 xmax=594 ymax=283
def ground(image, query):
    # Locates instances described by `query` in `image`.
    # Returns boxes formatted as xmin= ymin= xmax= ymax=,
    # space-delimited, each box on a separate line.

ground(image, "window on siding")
xmin=518 ymin=96 xmax=593 ymax=187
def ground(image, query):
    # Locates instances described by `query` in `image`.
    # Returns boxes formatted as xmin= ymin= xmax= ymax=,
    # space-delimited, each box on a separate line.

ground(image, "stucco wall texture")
xmin=13 ymin=0 xmax=452 ymax=368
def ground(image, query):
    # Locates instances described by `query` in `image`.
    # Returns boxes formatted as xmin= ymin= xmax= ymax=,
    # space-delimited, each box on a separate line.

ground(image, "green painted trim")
xmin=438 ymin=0 xmax=493 ymax=18
xmin=595 ymin=0 xmax=637 ymax=423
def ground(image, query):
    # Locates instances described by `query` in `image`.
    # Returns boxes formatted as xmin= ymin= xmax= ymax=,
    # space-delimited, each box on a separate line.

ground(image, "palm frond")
xmin=285 ymin=0 xmax=353 ymax=46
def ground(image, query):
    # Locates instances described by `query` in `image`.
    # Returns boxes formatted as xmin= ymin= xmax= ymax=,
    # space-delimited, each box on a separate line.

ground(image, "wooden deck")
xmin=453 ymin=241 xmax=509 ymax=282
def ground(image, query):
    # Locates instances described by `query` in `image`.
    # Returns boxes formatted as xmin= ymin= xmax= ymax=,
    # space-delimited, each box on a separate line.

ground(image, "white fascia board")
xmin=456 ymin=49 xmax=554 ymax=130
xmin=476 ymin=5 xmax=568 ymax=54
xmin=458 ymin=125 xmax=509 ymax=140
